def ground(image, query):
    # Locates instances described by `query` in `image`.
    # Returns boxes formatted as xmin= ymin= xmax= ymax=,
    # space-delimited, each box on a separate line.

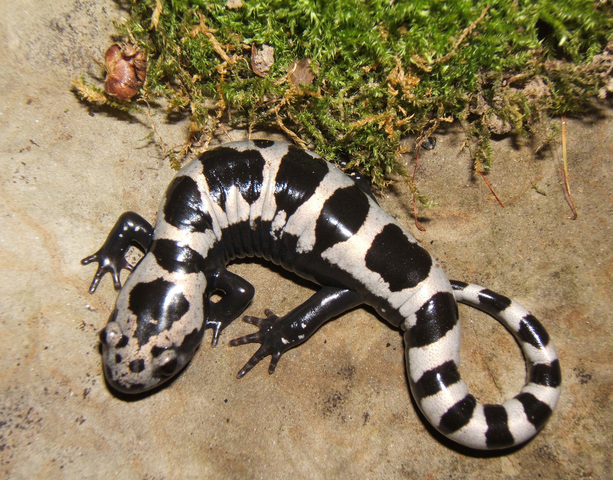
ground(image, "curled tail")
xmin=404 ymin=280 xmax=561 ymax=450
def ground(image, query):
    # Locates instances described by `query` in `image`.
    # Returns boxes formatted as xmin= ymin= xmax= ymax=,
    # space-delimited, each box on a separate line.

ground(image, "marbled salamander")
xmin=83 ymin=140 xmax=561 ymax=450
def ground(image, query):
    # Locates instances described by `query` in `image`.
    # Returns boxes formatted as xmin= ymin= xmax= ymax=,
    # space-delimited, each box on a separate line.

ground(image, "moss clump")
xmin=92 ymin=0 xmax=612 ymax=192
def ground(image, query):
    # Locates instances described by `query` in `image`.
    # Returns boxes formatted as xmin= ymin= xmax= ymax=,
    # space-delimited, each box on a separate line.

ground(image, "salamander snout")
xmin=98 ymin=318 xmax=185 ymax=394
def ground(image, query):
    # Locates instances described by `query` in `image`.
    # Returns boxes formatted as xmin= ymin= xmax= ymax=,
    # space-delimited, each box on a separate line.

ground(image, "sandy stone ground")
xmin=1 ymin=1 xmax=611 ymax=479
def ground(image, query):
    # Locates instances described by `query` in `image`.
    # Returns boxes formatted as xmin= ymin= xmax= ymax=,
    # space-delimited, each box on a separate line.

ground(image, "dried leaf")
xmin=288 ymin=58 xmax=316 ymax=86
xmin=251 ymin=44 xmax=274 ymax=78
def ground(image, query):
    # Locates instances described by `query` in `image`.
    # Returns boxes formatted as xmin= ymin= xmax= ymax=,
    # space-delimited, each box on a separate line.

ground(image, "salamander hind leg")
xmin=229 ymin=287 xmax=362 ymax=378
xmin=229 ymin=309 xmax=286 ymax=377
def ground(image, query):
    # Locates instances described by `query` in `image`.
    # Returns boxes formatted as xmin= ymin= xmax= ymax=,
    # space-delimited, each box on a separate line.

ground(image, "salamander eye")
xmin=100 ymin=321 xmax=127 ymax=348
xmin=153 ymin=349 xmax=179 ymax=378
xmin=99 ymin=310 xmax=120 ymax=345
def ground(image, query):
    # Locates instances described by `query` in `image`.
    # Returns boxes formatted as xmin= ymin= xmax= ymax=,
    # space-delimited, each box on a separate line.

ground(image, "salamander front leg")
xmin=204 ymin=268 xmax=255 ymax=346
xmin=230 ymin=286 xmax=362 ymax=378
xmin=81 ymin=212 xmax=153 ymax=293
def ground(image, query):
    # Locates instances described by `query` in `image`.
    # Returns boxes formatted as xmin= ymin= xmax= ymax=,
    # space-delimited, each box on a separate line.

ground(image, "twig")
xmin=412 ymin=195 xmax=426 ymax=231
xmin=434 ymin=5 xmax=491 ymax=65
xmin=459 ymin=119 xmax=504 ymax=207
xmin=275 ymin=110 xmax=308 ymax=149
xmin=560 ymin=116 xmax=578 ymax=219
xmin=409 ymin=144 xmax=426 ymax=231
xmin=349 ymin=113 xmax=388 ymax=129
xmin=479 ymin=172 xmax=505 ymax=207
xmin=192 ymin=13 xmax=235 ymax=65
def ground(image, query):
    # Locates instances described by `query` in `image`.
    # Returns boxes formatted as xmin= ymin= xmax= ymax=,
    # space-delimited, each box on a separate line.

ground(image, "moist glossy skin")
xmin=83 ymin=140 xmax=561 ymax=450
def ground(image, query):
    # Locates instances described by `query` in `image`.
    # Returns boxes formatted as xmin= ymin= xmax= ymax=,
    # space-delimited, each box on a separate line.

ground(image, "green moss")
xmin=99 ymin=0 xmax=611 ymax=195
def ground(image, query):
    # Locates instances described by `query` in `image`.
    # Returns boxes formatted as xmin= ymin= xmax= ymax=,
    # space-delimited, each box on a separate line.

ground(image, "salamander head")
xmin=99 ymin=256 xmax=207 ymax=394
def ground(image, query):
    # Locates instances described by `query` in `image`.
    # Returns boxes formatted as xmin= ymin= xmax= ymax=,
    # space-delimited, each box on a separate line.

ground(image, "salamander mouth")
xmin=99 ymin=341 xmax=188 ymax=394
xmin=101 ymin=359 xmax=148 ymax=394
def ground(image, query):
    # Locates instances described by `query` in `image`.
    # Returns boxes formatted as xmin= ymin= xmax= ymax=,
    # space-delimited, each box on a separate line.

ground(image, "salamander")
xmin=82 ymin=140 xmax=561 ymax=450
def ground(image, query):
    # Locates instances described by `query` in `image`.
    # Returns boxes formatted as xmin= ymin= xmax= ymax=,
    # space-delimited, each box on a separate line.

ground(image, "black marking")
xmin=450 ymin=280 xmax=469 ymax=290
xmin=129 ymin=278 xmax=191 ymax=347
xmin=438 ymin=394 xmax=477 ymax=434
xmin=177 ymin=327 xmax=205 ymax=358
xmin=478 ymin=288 xmax=512 ymax=312
xmin=271 ymin=231 xmax=301 ymax=272
xmin=515 ymin=392 xmax=553 ymax=431
xmin=518 ymin=314 xmax=550 ymax=348
xmin=529 ymin=360 xmax=561 ymax=388
xmin=221 ymin=220 xmax=257 ymax=260
xmin=413 ymin=360 xmax=461 ymax=398
xmin=312 ymin=185 xmax=370 ymax=254
xmin=151 ymin=345 xmax=167 ymax=357
xmin=484 ymin=405 xmax=515 ymax=448
xmin=338 ymin=160 xmax=377 ymax=203
xmin=200 ymin=146 xmax=265 ymax=207
xmin=406 ymin=292 xmax=457 ymax=348
xmin=365 ymin=224 xmax=432 ymax=292
xmin=150 ymin=239 xmax=207 ymax=274
xmin=114 ymin=354 xmax=122 ymax=364
xmin=163 ymin=175 xmax=213 ymax=232
xmin=129 ymin=359 xmax=146 ymax=373
xmin=274 ymin=146 xmax=330 ymax=219
xmin=116 ymin=335 xmax=129 ymax=349
xmin=370 ymin=297 xmax=406 ymax=327
xmin=253 ymin=139 xmax=275 ymax=148
xmin=253 ymin=219 xmax=272 ymax=260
